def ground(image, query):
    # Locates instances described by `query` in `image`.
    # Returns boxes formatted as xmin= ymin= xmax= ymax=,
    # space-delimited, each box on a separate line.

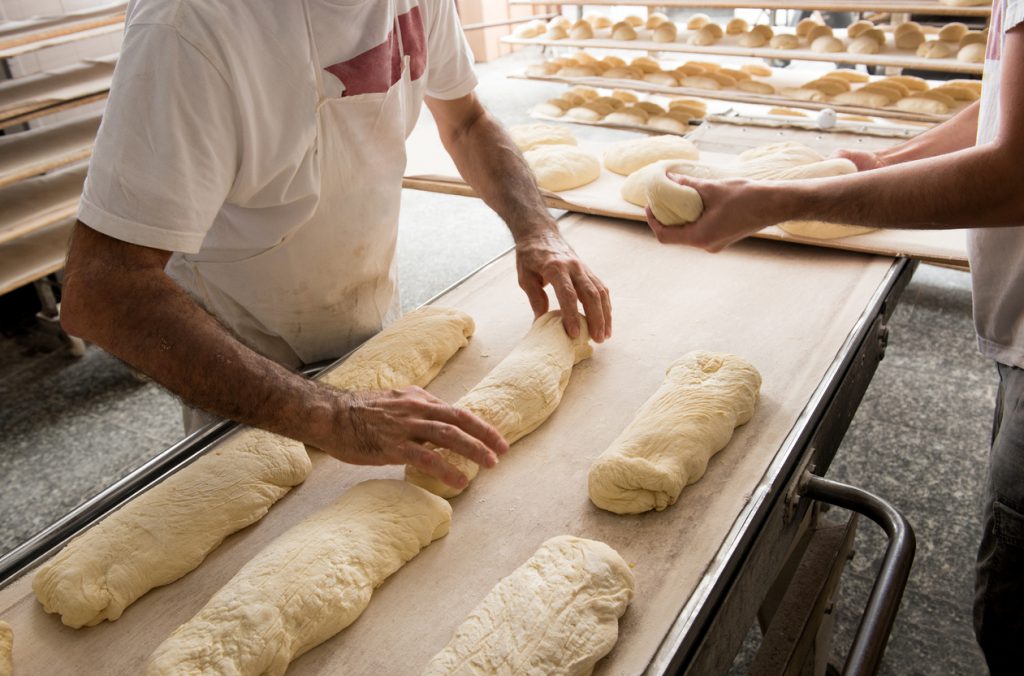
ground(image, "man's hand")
xmin=320 ymin=386 xmax=509 ymax=490
xmin=515 ymin=229 xmax=611 ymax=341
xmin=645 ymin=174 xmax=787 ymax=251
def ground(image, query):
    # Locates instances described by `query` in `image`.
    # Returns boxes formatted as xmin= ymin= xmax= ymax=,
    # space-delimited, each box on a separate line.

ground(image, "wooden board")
xmin=511 ymin=70 xmax=966 ymax=124
xmin=0 ymin=163 xmax=86 ymax=247
xmin=0 ymin=213 xmax=896 ymax=675
xmin=0 ymin=57 xmax=116 ymax=128
xmin=502 ymin=33 xmax=984 ymax=75
xmin=0 ymin=115 xmax=100 ymax=189
xmin=0 ymin=2 xmax=126 ymax=52
xmin=0 ymin=218 xmax=73 ymax=296
xmin=0 ymin=23 xmax=124 ymax=60
xmin=403 ymin=119 xmax=969 ymax=269
xmin=506 ymin=0 xmax=992 ymax=18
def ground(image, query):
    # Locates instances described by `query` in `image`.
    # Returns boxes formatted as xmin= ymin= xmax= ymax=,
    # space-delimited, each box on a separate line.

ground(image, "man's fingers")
xmin=426 ymin=404 xmax=509 ymax=456
xmin=598 ymin=275 xmax=612 ymax=338
xmin=411 ymin=419 xmax=499 ymax=468
xmin=570 ymin=268 xmax=606 ymax=342
xmin=548 ymin=269 xmax=581 ymax=339
xmin=519 ymin=273 xmax=550 ymax=318
xmin=404 ymin=444 xmax=468 ymax=489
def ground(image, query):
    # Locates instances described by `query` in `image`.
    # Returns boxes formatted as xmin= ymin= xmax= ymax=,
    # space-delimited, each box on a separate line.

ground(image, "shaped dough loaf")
xmin=622 ymin=143 xmax=857 ymax=227
xmin=406 ymin=311 xmax=592 ymax=498
xmin=589 ymin=352 xmax=761 ymax=514
xmin=33 ymin=429 xmax=312 ymax=628
xmin=603 ymin=135 xmax=699 ymax=175
xmin=145 ymin=480 xmax=452 ymax=676
xmin=0 ymin=621 xmax=10 ymax=676
xmin=34 ymin=306 xmax=473 ymax=629
xmin=524 ymin=145 xmax=601 ymax=191
xmin=320 ymin=306 xmax=475 ymax=391
xmin=422 ymin=536 xmax=634 ymax=676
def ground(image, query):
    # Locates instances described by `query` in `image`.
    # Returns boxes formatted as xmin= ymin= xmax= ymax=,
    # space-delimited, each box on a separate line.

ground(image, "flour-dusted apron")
xmin=169 ymin=2 xmax=417 ymax=368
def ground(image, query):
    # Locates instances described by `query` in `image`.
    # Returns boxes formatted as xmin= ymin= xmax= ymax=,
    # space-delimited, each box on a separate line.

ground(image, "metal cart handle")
xmin=798 ymin=473 xmax=917 ymax=676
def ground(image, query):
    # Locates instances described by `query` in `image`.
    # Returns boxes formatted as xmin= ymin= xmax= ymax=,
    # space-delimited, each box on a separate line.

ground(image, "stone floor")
xmin=0 ymin=51 xmax=993 ymax=675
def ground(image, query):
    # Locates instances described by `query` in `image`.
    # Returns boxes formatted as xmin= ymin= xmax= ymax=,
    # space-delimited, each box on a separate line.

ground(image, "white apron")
xmin=168 ymin=2 xmax=418 ymax=367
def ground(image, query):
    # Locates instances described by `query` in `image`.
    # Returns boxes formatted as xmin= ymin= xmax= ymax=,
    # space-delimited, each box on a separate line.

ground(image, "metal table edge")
xmin=644 ymin=255 xmax=914 ymax=675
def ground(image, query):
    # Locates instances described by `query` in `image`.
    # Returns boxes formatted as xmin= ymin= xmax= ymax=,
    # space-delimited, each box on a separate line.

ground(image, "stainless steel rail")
xmin=799 ymin=473 xmax=917 ymax=676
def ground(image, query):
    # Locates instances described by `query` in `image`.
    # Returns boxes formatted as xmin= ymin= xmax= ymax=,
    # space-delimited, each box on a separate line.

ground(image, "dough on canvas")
xmin=777 ymin=220 xmax=877 ymax=239
xmin=589 ymin=352 xmax=761 ymax=514
xmin=509 ymin=123 xmax=577 ymax=152
xmin=603 ymin=135 xmax=699 ymax=175
xmin=0 ymin=621 xmax=11 ymax=676
xmin=32 ymin=428 xmax=312 ymax=628
xmin=524 ymin=145 xmax=601 ymax=191
xmin=422 ymin=536 xmax=634 ymax=676
xmin=145 ymin=480 xmax=451 ymax=676
xmin=406 ymin=311 xmax=592 ymax=498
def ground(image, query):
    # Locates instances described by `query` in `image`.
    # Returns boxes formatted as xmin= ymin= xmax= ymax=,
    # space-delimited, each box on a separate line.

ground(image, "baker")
xmin=645 ymin=5 xmax=1022 ymax=671
xmin=59 ymin=0 xmax=612 ymax=492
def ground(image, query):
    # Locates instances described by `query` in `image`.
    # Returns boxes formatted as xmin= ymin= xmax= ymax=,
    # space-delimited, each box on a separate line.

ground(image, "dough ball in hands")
xmin=603 ymin=135 xmax=700 ymax=175
xmin=509 ymin=123 xmax=577 ymax=152
xmin=588 ymin=352 xmax=762 ymax=514
xmin=422 ymin=536 xmax=634 ymax=676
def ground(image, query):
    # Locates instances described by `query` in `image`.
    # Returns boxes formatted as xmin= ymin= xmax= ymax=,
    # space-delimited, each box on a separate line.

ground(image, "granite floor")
xmin=0 ymin=51 xmax=994 ymax=675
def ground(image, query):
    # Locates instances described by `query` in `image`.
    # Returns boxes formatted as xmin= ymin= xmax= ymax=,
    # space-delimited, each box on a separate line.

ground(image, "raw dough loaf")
xmin=777 ymin=220 xmax=876 ymax=239
xmin=524 ymin=145 xmax=601 ymax=191
xmin=33 ymin=428 xmax=312 ymax=628
xmin=509 ymin=123 xmax=577 ymax=152
xmin=422 ymin=536 xmax=634 ymax=676
xmin=0 ymin=621 xmax=10 ymax=676
xmin=603 ymin=134 xmax=699 ymax=175
xmin=588 ymin=352 xmax=761 ymax=514
xmin=624 ymin=147 xmax=856 ymax=225
xmin=406 ymin=311 xmax=592 ymax=498
xmin=145 ymin=480 xmax=451 ymax=676
xmin=320 ymin=306 xmax=475 ymax=391
xmin=34 ymin=306 xmax=472 ymax=629
xmin=896 ymin=96 xmax=951 ymax=115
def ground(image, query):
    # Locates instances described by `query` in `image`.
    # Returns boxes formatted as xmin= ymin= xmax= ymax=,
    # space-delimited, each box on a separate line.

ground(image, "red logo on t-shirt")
xmin=323 ymin=5 xmax=426 ymax=96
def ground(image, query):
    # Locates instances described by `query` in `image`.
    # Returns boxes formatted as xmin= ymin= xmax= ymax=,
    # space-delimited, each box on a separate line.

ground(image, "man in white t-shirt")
xmin=645 ymin=3 xmax=1023 ymax=670
xmin=60 ymin=0 xmax=612 ymax=492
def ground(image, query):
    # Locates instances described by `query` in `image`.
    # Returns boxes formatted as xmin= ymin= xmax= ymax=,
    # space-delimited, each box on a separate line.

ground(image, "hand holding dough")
xmin=589 ymin=352 xmax=761 ymax=514
xmin=422 ymin=536 xmax=634 ymax=676
xmin=145 ymin=480 xmax=452 ymax=676
xmin=406 ymin=311 xmax=592 ymax=498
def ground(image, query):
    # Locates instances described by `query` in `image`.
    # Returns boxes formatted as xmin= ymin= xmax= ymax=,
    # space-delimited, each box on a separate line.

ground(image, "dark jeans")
xmin=975 ymin=362 xmax=1024 ymax=675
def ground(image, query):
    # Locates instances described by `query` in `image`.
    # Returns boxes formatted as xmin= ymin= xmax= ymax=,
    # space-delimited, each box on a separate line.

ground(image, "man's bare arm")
xmin=838 ymin=100 xmax=980 ymax=170
xmin=60 ymin=222 xmax=506 ymax=487
xmin=648 ymin=27 xmax=1024 ymax=250
xmin=425 ymin=93 xmax=611 ymax=342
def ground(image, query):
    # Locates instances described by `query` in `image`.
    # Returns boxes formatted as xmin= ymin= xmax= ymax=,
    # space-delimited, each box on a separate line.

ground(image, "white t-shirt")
xmin=78 ymin=0 xmax=477 ymax=262
xmin=968 ymin=0 xmax=1024 ymax=369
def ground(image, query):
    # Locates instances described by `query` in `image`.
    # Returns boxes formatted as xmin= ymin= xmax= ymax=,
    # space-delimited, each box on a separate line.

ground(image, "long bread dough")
xmin=320 ymin=306 xmax=475 ymax=391
xmin=34 ymin=306 xmax=473 ymax=629
xmin=406 ymin=311 xmax=592 ymax=498
xmin=32 ymin=429 xmax=312 ymax=628
xmin=0 ymin=621 xmax=11 ymax=676
xmin=622 ymin=143 xmax=872 ymax=239
xmin=145 ymin=480 xmax=451 ymax=676
xmin=422 ymin=536 xmax=634 ymax=676
xmin=589 ymin=351 xmax=761 ymax=514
